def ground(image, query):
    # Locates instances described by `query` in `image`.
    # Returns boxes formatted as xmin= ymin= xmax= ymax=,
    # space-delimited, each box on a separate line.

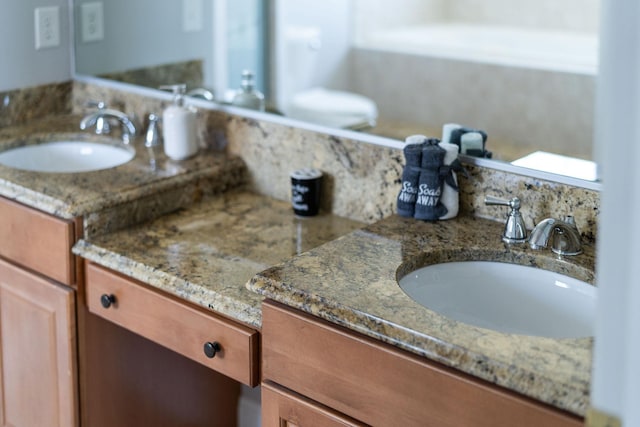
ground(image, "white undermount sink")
xmin=0 ymin=140 xmax=135 ymax=173
xmin=398 ymin=261 xmax=596 ymax=338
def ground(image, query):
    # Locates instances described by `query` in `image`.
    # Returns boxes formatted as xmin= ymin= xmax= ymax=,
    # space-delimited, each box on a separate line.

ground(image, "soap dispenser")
xmin=231 ymin=70 xmax=265 ymax=111
xmin=159 ymin=84 xmax=198 ymax=160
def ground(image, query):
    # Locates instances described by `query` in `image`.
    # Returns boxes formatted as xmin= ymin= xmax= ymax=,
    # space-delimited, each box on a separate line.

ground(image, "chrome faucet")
xmin=529 ymin=216 xmax=582 ymax=256
xmin=145 ymin=113 xmax=161 ymax=148
xmin=484 ymin=195 xmax=528 ymax=243
xmin=145 ymin=113 xmax=161 ymax=170
xmin=80 ymin=101 xmax=137 ymax=144
xmin=186 ymin=88 xmax=215 ymax=101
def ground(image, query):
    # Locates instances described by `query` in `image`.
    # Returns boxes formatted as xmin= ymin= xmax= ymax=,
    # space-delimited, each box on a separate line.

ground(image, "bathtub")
xmin=359 ymin=24 xmax=598 ymax=74
xmin=351 ymin=24 xmax=597 ymax=162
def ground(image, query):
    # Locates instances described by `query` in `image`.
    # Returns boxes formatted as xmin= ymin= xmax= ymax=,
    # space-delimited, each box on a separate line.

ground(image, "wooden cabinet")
xmin=85 ymin=262 xmax=259 ymax=386
xmin=0 ymin=196 xmax=79 ymax=427
xmin=262 ymin=382 xmax=364 ymax=427
xmin=261 ymin=300 xmax=583 ymax=427
xmin=0 ymin=258 xmax=78 ymax=427
xmin=0 ymin=196 xmax=76 ymax=286
xmin=79 ymin=261 xmax=260 ymax=427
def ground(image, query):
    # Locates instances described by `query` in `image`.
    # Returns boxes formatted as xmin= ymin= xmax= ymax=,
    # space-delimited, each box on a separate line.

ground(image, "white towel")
xmin=441 ymin=123 xmax=462 ymax=145
xmin=438 ymin=142 xmax=459 ymax=220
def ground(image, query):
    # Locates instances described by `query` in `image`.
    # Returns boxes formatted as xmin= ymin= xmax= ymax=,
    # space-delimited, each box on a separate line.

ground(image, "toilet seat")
xmin=286 ymin=87 xmax=378 ymax=129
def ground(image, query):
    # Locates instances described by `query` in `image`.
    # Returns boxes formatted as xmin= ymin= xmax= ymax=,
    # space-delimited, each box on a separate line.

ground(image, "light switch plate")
xmin=183 ymin=0 xmax=204 ymax=32
xmin=34 ymin=6 xmax=60 ymax=50
xmin=81 ymin=2 xmax=104 ymax=43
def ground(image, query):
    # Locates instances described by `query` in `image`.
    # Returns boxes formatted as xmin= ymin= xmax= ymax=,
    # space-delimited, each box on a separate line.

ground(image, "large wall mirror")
xmin=73 ymin=0 xmax=601 ymax=186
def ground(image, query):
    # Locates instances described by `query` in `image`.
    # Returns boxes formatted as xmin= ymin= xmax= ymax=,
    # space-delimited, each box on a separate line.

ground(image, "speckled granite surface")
xmin=99 ymin=60 xmax=204 ymax=91
xmin=15 ymin=81 xmax=597 ymax=418
xmin=72 ymin=81 xmax=601 ymax=237
xmin=0 ymin=82 xmax=71 ymax=128
xmin=461 ymin=164 xmax=601 ymax=242
xmin=0 ymin=116 xmax=247 ymax=237
xmin=248 ymin=214 xmax=595 ymax=416
xmin=73 ymin=190 xmax=364 ymax=328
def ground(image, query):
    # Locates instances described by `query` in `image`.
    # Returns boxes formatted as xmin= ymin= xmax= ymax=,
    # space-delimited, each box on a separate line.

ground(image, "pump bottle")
xmin=231 ymin=70 xmax=265 ymax=111
xmin=160 ymin=84 xmax=198 ymax=160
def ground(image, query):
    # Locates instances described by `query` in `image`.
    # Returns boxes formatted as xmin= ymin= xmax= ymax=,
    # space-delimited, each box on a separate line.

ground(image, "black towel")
xmin=414 ymin=139 xmax=448 ymax=221
xmin=396 ymin=141 xmax=425 ymax=217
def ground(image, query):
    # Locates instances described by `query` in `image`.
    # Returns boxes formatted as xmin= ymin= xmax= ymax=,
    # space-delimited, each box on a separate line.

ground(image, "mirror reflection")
xmin=73 ymin=0 xmax=600 ymax=181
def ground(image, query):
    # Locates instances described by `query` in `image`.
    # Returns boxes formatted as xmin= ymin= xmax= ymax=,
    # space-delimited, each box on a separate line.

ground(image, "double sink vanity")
xmin=0 ymin=104 xmax=594 ymax=426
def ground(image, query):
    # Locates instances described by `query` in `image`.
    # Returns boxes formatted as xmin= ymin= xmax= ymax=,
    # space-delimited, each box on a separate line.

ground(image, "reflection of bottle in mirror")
xmin=231 ymin=70 xmax=265 ymax=111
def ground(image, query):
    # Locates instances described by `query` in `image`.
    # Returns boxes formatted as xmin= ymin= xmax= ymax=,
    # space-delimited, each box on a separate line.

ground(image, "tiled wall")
xmin=351 ymin=49 xmax=595 ymax=163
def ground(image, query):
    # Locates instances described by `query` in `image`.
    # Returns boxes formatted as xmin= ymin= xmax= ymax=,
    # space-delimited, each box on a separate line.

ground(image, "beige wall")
xmin=353 ymin=0 xmax=600 ymax=37
xmin=446 ymin=0 xmax=600 ymax=33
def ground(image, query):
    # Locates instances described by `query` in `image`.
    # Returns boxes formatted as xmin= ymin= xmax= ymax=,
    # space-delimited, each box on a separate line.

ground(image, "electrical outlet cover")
xmin=81 ymin=2 xmax=104 ymax=43
xmin=183 ymin=0 xmax=204 ymax=32
xmin=35 ymin=6 xmax=60 ymax=50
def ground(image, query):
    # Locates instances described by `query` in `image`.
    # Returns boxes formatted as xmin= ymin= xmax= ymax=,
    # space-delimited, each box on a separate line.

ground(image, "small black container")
xmin=290 ymin=168 xmax=323 ymax=217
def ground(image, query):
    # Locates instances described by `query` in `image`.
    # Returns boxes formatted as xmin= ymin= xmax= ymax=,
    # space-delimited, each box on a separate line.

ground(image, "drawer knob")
xmin=203 ymin=341 xmax=221 ymax=358
xmin=100 ymin=294 xmax=116 ymax=309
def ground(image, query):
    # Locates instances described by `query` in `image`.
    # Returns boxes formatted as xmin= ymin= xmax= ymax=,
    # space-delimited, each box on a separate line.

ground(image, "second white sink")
xmin=398 ymin=261 xmax=596 ymax=338
xmin=0 ymin=140 xmax=135 ymax=173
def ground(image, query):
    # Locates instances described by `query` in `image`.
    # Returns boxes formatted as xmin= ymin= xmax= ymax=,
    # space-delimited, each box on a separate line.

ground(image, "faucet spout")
xmin=80 ymin=102 xmax=137 ymax=144
xmin=529 ymin=216 xmax=582 ymax=255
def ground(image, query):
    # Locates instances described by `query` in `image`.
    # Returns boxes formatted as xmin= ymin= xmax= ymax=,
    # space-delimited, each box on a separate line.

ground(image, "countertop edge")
xmin=74 ymin=240 xmax=263 ymax=329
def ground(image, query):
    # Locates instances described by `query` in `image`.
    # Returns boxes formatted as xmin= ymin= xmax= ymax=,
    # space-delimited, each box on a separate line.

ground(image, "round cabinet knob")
xmin=100 ymin=294 xmax=116 ymax=309
xmin=203 ymin=341 xmax=221 ymax=359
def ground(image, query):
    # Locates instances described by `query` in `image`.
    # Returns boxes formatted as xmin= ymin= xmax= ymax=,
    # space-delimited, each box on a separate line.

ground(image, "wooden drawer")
xmin=262 ymin=381 xmax=364 ymax=427
xmin=85 ymin=262 xmax=259 ymax=386
xmin=262 ymin=301 xmax=583 ymax=427
xmin=0 ymin=196 xmax=76 ymax=285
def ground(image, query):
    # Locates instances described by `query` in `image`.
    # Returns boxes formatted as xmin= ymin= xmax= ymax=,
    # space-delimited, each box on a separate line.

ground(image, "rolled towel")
xmin=441 ymin=123 xmax=462 ymax=145
xmin=460 ymin=132 xmax=484 ymax=156
xmin=414 ymin=139 xmax=448 ymax=221
xmin=450 ymin=127 xmax=488 ymax=151
xmin=396 ymin=135 xmax=427 ymax=217
xmin=438 ymin=142 xmax=460 ymax=220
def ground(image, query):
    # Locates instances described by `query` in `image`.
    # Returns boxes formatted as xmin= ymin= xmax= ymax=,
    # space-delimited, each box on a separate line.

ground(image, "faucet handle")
xmin=86 ymin=100 xmax=107 ymax=110
xmin=484 ymin=195 xmax=520 ymax=210
xmin=484 ymin=195 xmax=527 ymax=243
xmin=145 ymin=113 xmax=161 ymax=148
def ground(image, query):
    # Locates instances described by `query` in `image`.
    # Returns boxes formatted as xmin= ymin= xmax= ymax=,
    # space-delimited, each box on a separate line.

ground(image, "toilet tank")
xmin=271 ymin=0 xmax=352 ymax=114
xmin=276 ymin=26 xmax=322 ymax=115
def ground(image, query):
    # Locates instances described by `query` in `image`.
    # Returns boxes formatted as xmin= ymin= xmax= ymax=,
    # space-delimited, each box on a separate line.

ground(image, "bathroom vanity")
xmin=0 ymin=77 xmax=601 ymax=426
xmin=249 ymin=214 xmax=594 ymax=426
xmin=0 ymin=115 xmax=249 ymax=426
xmin=260 ymin=301 xmax=582 ymax=427
xmin=0 ymin=112 xmax=364 ymax=425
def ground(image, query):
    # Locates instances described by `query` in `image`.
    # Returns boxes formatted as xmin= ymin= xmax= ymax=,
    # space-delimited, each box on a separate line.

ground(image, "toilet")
xmin=275 ymin=27 xmax=378 ymax=129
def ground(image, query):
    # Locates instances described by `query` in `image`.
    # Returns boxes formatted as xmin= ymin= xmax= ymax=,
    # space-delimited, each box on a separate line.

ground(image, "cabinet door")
xmin=0 ymin=258 xmax=78 ymax=427
xmin=262 ymin=382 xmax=365 ymax=427
xmin=0 ymin=196 xmax=77 ymax=286
xmin=262 ymin=301 xmax=583 ymax=427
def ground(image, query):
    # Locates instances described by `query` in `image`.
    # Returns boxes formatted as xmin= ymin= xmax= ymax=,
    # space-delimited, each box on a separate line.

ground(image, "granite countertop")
xmin=73 ymin=189 xmax=364 ymax=328
xmin=0 ymin=115 xmax=245 ymax=235
xmin=247 ymin=214 xmax=596 ymax=416
xmin=3 ymin=115 xmax=593 ymax=417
